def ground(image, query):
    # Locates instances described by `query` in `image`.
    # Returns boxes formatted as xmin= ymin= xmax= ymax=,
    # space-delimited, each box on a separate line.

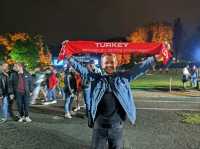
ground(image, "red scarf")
xmin=58 ymin=40 xmax=172 ymax=64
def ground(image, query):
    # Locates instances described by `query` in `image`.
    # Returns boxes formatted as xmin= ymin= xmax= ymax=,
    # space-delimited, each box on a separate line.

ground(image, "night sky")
xmin=1 ymin=0 xmax=200 ymax=44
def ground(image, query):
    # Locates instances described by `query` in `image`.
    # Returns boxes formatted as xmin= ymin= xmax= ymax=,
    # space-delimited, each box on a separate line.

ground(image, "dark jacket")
xmin=64 ymin=71 xmax=77 ymax=95
xmin=0 ymin=72 xmax=12 ymax=97
xmin=10 ymin=70 xmax=33 ymax=96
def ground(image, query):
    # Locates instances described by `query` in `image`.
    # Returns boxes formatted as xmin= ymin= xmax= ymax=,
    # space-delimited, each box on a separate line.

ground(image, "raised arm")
xmin=68 ymin=57 xmax=89 ymax=79
xmin=122 ymin=56 xmax=155 ymax=81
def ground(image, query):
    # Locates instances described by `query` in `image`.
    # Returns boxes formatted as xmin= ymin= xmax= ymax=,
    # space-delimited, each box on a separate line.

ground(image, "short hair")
xmin=2 ymin=62 xmax=8 ymax=65
xmin=17 ymin=63 xmax=24 ymax=68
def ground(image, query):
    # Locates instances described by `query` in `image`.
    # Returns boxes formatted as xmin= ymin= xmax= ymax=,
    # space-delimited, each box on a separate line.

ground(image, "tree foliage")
xmin=9 ymin=40 xmax=39 ymax=69
xmin=0 ymin=33 xmax=51 ymax=69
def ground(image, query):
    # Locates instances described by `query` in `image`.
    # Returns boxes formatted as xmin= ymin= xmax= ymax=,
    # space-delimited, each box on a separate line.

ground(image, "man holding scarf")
xmin=58 ymin=41 xmax=170 ymax=149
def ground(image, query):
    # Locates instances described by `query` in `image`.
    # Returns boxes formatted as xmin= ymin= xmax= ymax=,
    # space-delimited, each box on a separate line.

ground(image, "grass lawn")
xmin=179 ymin=113 xmax=200 ymax=125
xmin=131 ymin=69 xmax=185 ymax=90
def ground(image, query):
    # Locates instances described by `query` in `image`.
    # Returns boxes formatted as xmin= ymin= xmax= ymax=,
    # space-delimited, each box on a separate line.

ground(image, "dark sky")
xmin=1 ymin=0 xmax=200 ymax=44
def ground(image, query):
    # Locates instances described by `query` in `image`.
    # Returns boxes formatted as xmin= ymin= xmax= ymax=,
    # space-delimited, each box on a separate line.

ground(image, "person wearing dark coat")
xmin=64 ymin=67 xmax=77 ymax=119
xmin=0 ymin=62 xmax=13 ymax=123
xmin=10 ymin=63 xmax=33 ymax=122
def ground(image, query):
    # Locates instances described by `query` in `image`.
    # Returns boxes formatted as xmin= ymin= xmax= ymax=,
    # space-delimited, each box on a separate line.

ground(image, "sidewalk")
xmin=134 ymin=89 xmax=200 ymax=98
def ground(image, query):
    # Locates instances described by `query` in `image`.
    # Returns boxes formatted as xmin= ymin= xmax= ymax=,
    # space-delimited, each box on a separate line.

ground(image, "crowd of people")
xmin=0 ymin=63 xmax=33 ymax=123
xmin=0 ymin=53 xmax=155 ymax=148
xmin=0 ymin=59 xmax=101 ymax=123
xmin=182 ymin=64 xmax=199 ymax=88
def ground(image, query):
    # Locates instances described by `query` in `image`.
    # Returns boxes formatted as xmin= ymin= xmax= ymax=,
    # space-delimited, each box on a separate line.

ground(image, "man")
xmin=44 ymin=68 xmax=58 ymax=104
xmin=8 ymin=63 xmax=19 ymax=119
xmin=10 ymin=63 xmax=33 ymax=122
xmin=64 ymin=66 xmax=77 ymax=118
xmin=57 ymin=70 xmax=65 ymax=100
xmin=73 ymin=72 xmax=82 ymax=112
xmin=191 ymin=65 xmax=198 ymax=88
xmin=182 ymin=65 xmax=191 ymax=88
xmin=82 ymin=60 xmax=101 ymax=117
xmin=0 ymin=62 xmax=13 ymax=123
xmin=67 ymin=53 xmax=157 ymax=149
xmin=31 ymin=67 xmax=47 ymax=104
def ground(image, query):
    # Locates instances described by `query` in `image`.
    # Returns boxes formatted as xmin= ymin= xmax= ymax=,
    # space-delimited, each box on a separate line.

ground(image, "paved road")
xmin=0 ymin=95 xmax=200 ymax=149
xmin=135 ymin=97 xmax=200 ymax=111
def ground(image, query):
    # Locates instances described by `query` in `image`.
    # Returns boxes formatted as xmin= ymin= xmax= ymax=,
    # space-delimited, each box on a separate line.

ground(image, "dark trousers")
xmin=8 ymin=99 xmax=14 ymax=118
xmin=91 ymin=122 xmax=123 ymax=149
xmin=16 ymin=92 xmax=30 ymax=117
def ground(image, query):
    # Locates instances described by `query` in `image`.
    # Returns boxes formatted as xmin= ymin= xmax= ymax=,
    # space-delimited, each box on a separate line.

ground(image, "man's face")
xmin=52 ymin=69 xmax=57 ymax=74
xmin=13 ymin=64 xmax=18 ymax=71
xmin=101 ymin=55 xmax=117 ymax=75
xmin=17 ymin=64 xmax=23 ymax=72
xmin=2 ymin=63 xmax=9 ymax=73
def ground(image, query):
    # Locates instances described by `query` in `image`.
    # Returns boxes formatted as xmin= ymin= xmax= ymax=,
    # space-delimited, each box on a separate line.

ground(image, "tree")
xmin=0 ymin=33 xmax=51 ymax=68
xmin=173 ymin=18 xmax=184 ymax=59
xmin=128 ymin=22 xmax=173 ymax=45
xmin=0 ymin=45 xmax=5 ymax=62
xmin=9 ymin=40 xmax=39 ymax=69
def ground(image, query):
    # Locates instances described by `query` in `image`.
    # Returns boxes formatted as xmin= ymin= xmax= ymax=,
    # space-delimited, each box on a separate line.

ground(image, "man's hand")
xmin=127 ymin=123 xmax=136 ymax=129
xmin=154 ymin=54 xmax=163 ymax=62
xmin=9 ymin=94 xmax=14 ymax=100
xmin=71 ymin=93 xmax=75 ymax=98
xmin=0 ymin=96 xmax=3 ymax=100
xmin=61 ymin=40 xmax=73 ymax=59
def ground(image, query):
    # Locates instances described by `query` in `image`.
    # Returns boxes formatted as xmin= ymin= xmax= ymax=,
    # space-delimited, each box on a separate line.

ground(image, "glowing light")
xmin=194 ymin=48 xmax=200 ymax=62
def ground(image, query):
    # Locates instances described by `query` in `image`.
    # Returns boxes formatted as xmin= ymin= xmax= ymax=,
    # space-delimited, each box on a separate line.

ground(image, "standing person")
xmin=31 ymin=67 xmax=47 ymax=104
xmin=57 ymin=71 xmax=65 ymax=100
xmin=67 ymin=53 xmax=157 ymax=149
xmin=64 ymin=67 xmax=77 ymax=119
xmin=44 ymin=68 xmax=58 ymax=104
xmin=82 ymin=60 xmax=101 ymax=117
xmin=73 ymin=72 xmax=82 ymax=112
xmin=0 ymin=63 xmax=13 ymax=123
xmin=191 ymin=65 xmax=198 ymax=88
xmin=8 ymin=63 xmax=20 ymax=120
xmin=182 ymin=65 xmax=191 ymax=88
xmin=10 ymin=63 xmax=33 ymax=122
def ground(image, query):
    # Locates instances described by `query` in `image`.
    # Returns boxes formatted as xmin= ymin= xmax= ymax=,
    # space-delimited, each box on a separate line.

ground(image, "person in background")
xmin=31 ymin=67 xmax=47 ymax=104
xmin=191 ymin=65 xmax=198 ymax=88
xmin=64 ymin=67 xmax=77 ymax=119
xmin=0 ymin=62 xmax=13 ymax=123
xmin=82 ymin=60 xmax=102 ymax=116
xmin=8 ymin=63 xmax=19 ymax=120
xmin=57 ymin=71 xmax=65 ymax=100
xmin=182 ymin=65 xmax=191 ymax=89
xmin=10 ymin=63 xmax=33 ymax=122
xmin=73 ymin=72 xmax=82 ymax=112
xmin=44 ymin=68 xmax=58 ymax=105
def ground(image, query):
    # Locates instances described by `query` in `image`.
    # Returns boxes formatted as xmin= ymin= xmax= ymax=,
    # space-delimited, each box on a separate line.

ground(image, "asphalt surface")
xmin=0 ymin=93 xmax=200 ymax=149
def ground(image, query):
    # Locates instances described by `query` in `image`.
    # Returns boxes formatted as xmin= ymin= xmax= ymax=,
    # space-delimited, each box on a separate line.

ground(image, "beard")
xmin=104 ymin=67 xmax=115 ymax=74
